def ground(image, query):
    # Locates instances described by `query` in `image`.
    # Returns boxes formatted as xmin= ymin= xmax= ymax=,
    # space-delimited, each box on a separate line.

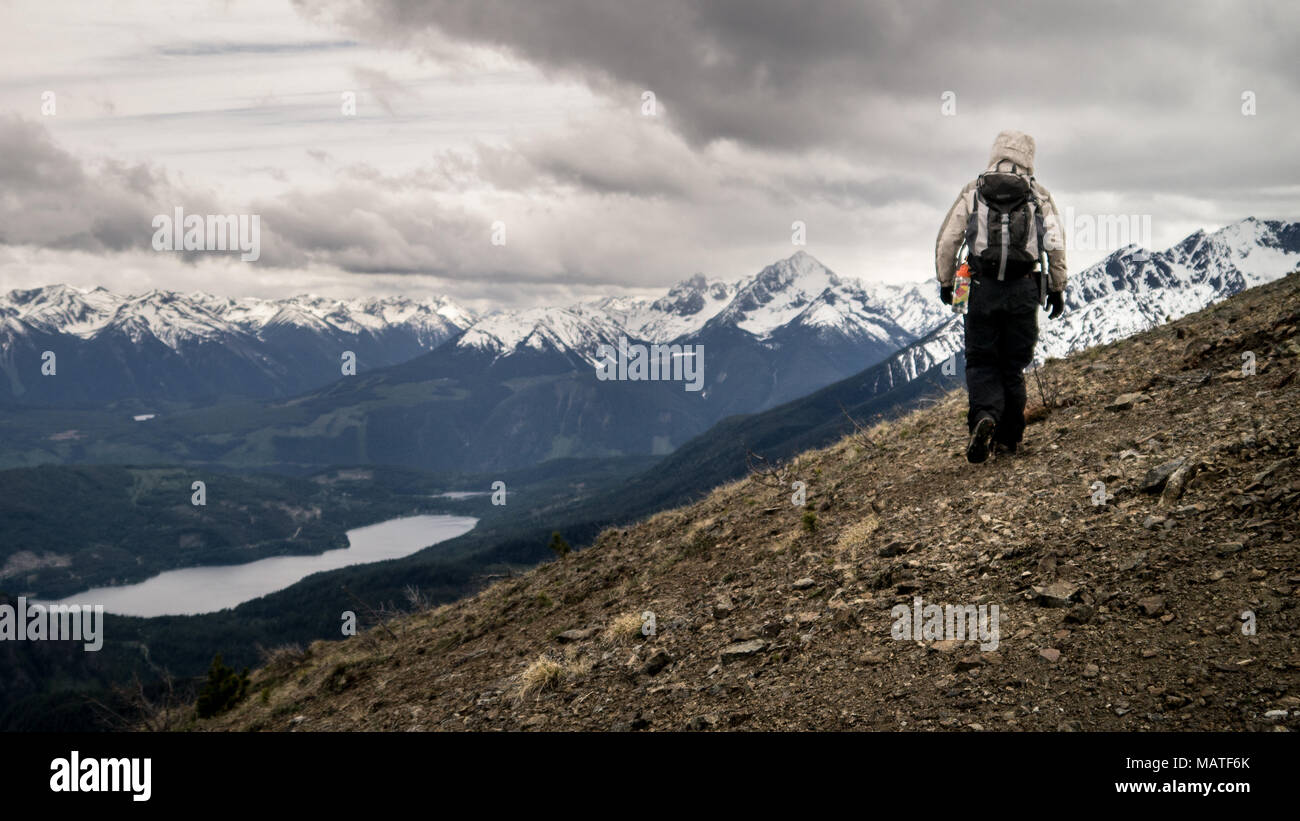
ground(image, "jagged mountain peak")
xmin=6 ymin=283 xmax=125 ymax=337
xmin=579 ymin=273 xmax=737 ymax=345
xmin=455 ymin=305 xmax=625 ymax=364
xmin=651 ymin=273 xmax=735 ymax=316
xmin=784 ymin=283 xmax=909 ymax=348
xmin=711 ymin=251 xmax=867 ymax=339
xmin=754 ymin=250 xmax=840 ymax=291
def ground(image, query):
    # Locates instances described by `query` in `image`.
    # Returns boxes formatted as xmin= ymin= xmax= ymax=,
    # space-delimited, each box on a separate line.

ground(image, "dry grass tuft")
xmin=834 ymin=514 xmax=881 ymax=553
xmin=517 ymin=655 xmax=566 ymax=699
xmin=603 ymin=611 xmax=645 ymax=643
xmin=257 ymin=643 xmax=309 ymax=674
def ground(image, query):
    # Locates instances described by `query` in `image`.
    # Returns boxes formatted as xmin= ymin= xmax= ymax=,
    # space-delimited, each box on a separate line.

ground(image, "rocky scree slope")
xmin=198 ymin=273 xmax=1300 ymax=732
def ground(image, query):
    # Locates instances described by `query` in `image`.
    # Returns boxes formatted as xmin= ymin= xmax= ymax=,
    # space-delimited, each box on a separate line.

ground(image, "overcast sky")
xmin=0 ymin=0 xmax=1296 ymax=310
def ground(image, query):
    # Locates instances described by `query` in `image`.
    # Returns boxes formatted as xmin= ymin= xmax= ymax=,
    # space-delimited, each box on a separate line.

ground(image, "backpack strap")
xmin=1026 ymin=177 xmax=1045 ymax=242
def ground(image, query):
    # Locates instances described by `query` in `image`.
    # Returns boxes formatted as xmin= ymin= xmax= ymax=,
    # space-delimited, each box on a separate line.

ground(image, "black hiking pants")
xmin=963 ymin=274 xmax=1039 ymax=446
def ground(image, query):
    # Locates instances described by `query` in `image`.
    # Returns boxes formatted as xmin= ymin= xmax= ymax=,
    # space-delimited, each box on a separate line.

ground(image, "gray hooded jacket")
xmin=934 ymin=130 xmax=1067 ymax=292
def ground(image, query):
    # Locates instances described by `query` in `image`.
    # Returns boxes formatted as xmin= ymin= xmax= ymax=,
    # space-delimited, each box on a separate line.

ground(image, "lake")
xmin=40 ymin=514 xmax=478 ymax=617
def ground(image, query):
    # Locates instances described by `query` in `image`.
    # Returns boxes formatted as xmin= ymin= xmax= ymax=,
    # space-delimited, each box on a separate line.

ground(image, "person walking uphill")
xmin=935 ymin=129 xmax=1068 ymax=464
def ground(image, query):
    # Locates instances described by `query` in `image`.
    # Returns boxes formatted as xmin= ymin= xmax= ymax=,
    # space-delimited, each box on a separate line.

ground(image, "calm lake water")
xmin=41 ymin=514 xmax=478 ymax=617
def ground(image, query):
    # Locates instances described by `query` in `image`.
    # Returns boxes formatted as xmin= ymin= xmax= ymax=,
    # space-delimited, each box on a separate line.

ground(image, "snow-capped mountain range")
xmin=0 ymin=251 xmax=948 ymax=406
xmin=361 ymin=251 xmax=947 ymax=422
xmin=454 ymin=251 xmax=945 ymax=368
xmin=0 ymin=287 xmax=475 ymax=403
xmin=2 ymin=286 xmax=471 ymax=348
xmin=2 ymin=217 xmax=1294 ymax=410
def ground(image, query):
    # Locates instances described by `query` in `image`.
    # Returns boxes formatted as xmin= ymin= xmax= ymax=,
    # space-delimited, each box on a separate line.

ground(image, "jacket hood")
xmin=988 ymin=130 xmax=1036 ymax=174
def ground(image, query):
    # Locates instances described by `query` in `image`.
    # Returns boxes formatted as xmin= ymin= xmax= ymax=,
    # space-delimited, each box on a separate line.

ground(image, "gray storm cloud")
xmin=0 ymin=116 xmax=178 ymax=253
xmin=283 ymin=0 xmax=1299 ymax=268
xmin=295 ymin=0 xmax=1298 ymax=153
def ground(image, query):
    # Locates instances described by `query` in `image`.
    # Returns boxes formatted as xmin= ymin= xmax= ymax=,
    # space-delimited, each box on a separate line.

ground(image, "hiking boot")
xmin=994 ymin=441 xmax=1018 ymax=457
xmin=966 ymin=415 xmax=995 ymax=464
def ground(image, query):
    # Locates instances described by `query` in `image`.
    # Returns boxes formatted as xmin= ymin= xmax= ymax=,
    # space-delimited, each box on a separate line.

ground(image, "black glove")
xmin=940 ymin=285 xmax=953 ymax=305
xmin=1045 ymin=290 xmax=1065 ymax=319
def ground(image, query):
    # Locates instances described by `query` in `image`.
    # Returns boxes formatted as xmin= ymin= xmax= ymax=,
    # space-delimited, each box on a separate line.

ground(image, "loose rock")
xmin=642 ymin=649 xmax=673 ymax=676
xmin=555 ymin=627 xmax=599 ymax=644
xmin=720 ymin=640 xmax=767 ymax=662
xmin=1137 ymin=595 xmax=1166 ymax=617
xmin=1141 ymin=459 xmax=1186 ymax=493
xmin=1032 ymin=581 xmax=1081 ymax=607
xmin=1107 ymin=392 xmax=1147 ymax=411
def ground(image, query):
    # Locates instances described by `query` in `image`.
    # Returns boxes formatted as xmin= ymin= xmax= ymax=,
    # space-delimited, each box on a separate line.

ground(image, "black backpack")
xmin=964 ymin=160 xmax=1046 ymax=280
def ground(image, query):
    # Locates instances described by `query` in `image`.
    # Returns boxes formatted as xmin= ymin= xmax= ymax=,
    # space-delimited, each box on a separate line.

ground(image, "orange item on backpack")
xmin=953 ymin=262 xmax=971 ymax=313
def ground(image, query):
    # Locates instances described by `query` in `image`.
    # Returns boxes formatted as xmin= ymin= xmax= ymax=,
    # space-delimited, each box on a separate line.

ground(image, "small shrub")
xmin=802 ymin=510 xmax=819 ymax=533
xmin=258 ymin=643 xmax=307 ymax=673
xmin=322 ymin=662 xmax=357 ymax=694
xmin=404 ymin=584 xmax=431 ymax=611
xmin=434 ymin=629 xmax=465 ymax=651
xmin=595 ymin=528 xmax=621 ymax=547
xmin=682 ymin=529 xmax=715 ymax=558
xmin=195 ymin=653 xmax=250 ymax=719
xmin=548 ymin=531 xmax=571 ymax=558
xmin=1028 ymin=362 xmax=1064 ymax=414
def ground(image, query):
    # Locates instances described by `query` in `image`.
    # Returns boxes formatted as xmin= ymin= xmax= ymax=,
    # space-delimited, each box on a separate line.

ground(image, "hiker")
xmin=934 ymin=129 xmax=1067 ymax=463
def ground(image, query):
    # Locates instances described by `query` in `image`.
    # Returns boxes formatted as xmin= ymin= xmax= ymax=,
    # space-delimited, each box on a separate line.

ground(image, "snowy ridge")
xmin=861 ymin=316 xmax=964 ymax=397
xmin=861 ymin=280 xmax=951 ymax=339
xmin=0 ymin=287 xmax=476 ymax=352
xmin=590 ymin=274 xmax=738 ymax=343
xmin=3 ymin=252 xmax=948 ymax=373
xmin=455 ymin=250 xmax=948 ymax=364
xmin=1040 ymin=217 xmax=1300 ymax=360
xmin=456 ymin=304 xmax=629 ymax=366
